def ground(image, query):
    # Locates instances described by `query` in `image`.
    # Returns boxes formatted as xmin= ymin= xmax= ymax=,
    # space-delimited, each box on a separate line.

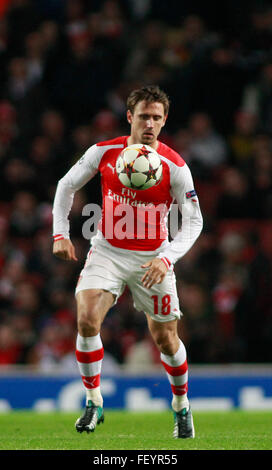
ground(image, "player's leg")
xmin=146 ymin=316 xmax=190 ymax=410
xmin=73 ymin=240 xmax=125 ymax=434
xmin=76 ymin=288 xmax=115 ymax=405
xmin=75 ymin=288 xmax=115 ymax=433
xmin=130 ymin=260 xmax=195 ymax=438
xmin=146 ymin=315 xmax=195 ymax=438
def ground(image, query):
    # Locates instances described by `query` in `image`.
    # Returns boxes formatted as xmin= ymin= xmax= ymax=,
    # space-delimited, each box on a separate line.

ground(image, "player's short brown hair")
xmin=127 ymin=85 xmax=170 ymax=116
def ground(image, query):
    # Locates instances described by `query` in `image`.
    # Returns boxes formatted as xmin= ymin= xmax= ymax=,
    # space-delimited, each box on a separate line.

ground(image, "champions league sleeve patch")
xmin=186 ymin=189 xmax=197 ymax=199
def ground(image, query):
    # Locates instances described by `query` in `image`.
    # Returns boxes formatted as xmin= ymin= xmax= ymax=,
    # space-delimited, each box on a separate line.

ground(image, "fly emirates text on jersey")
xmin=81 ymin=188 xmax=183 ymax=242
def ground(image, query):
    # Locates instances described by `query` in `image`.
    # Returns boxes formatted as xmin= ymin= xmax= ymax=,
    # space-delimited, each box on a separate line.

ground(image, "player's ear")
xmin=127 ymin=110 xmax=133 ymax=124
xmin=162 ymin=114 xmax=168 ymax=127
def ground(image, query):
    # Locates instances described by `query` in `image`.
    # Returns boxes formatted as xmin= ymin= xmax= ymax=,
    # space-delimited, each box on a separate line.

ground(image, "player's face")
xmin=127 ymin=101 xmax=167 ymax=149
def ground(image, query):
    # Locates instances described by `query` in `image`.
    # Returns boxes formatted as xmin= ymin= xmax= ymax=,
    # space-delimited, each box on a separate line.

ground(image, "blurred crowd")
xmin=0 ymin=0 xmax=271 ymax=372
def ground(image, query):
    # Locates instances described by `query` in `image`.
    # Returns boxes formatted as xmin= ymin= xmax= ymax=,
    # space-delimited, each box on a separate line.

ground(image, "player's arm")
xmin=52 ymin=145 xmax=101 ymax=260
xmin=157 ymin=163 xmax=203 ymax=266
xmin=141 ymin=164 xmax=202 ymax=288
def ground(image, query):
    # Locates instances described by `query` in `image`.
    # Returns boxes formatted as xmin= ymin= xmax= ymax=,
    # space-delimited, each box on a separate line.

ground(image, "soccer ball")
xmin=116 ymin=144 xmax=163 ymax=190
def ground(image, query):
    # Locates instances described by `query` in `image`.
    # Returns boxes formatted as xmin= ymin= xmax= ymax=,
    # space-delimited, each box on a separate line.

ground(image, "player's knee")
xmin=153 ymin=329 xmax=177 ymax=355
xmin=77 ymin=308 xmax=101 ymax=336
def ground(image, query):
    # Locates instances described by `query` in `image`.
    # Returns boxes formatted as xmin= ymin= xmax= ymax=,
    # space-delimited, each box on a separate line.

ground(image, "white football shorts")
xmin=75 ymin=239 xmax=181 ymax=323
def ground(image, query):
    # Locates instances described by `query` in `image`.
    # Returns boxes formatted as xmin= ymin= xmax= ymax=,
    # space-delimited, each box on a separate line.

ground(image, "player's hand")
xmin=53 ymin=238 xmax=78 ymax=261
xmin=141 ymin=258 xmax=168 ymax=289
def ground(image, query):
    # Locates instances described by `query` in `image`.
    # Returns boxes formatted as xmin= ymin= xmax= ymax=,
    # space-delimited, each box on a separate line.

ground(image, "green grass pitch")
xmin=0 ymin=410 xmax=271 ymax=450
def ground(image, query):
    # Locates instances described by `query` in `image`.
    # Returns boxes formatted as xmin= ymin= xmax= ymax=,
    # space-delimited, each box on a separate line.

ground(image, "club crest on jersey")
xmin=186 ymin=189 xmax=197 ymax=199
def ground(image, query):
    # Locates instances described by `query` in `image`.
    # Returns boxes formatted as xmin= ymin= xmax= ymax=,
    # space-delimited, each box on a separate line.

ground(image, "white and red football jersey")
xmin=52 ymin=136 xmax=203 ymax=265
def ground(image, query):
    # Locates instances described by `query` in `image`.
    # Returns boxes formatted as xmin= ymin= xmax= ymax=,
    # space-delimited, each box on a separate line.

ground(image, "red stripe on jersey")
xmin=76 ymin=348 xmax=104 ymax=364
xmin=161 ymin=258 xmax=171 ymax=269
xmin=171 ymin=383 xmax=188 ymax=396
xmin=82 ymin=374 xmax=100 ymax=389
xmin=161 ymin=359 xmax=188 ymax=377
xmin=53 ymin=234 xmax=64 ymax=241
xmin=161 ymin=258 xmax=169 ymax=269
xmin=161 ymin=257 xmax=171 ymax=269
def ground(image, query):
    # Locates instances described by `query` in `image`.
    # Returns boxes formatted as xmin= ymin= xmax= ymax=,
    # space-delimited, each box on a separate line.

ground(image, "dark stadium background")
xmin=0 ymin=0 xmax=271 ymax=375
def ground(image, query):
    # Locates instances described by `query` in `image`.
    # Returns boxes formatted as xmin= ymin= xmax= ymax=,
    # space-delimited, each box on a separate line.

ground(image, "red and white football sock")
xmin=75 ymin=333 xmax=104 ymax=407
xmin=160 ymin=340 xmax=189 ymax=412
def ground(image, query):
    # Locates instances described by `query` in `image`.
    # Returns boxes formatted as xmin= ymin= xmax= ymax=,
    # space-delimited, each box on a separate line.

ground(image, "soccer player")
xmin=52 ymin=85 xmax=203 ymax=438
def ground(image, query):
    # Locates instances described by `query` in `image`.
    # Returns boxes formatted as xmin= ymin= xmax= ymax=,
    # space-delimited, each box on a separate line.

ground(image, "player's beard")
xmin=141 ymin=131 xmax=155 ymax=145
